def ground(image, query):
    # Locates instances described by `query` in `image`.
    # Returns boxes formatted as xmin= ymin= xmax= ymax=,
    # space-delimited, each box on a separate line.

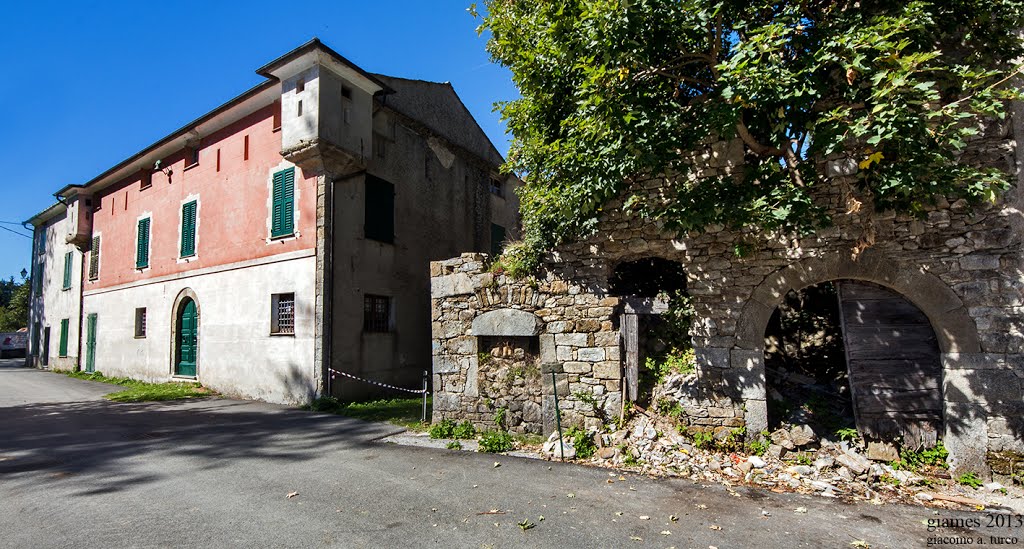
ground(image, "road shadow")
xmin=0 ymin=397 xmax=401 ymax=496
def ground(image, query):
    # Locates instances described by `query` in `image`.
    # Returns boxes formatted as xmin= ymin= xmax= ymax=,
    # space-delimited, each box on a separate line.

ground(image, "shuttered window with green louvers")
xmin=271 ymin=168 xmax=295 ymax=238
xmin=89 ymin=236 xmax=100 ymax=280
xmin=180 ymin=201 xmax=197 ymax=257
xmin=58 ymin=318 xmax=69 ymax=357
xmin=136 ymin=218 xmax=150 ymax=269
xmin=62 ymin=251 xmax=73 ymax=289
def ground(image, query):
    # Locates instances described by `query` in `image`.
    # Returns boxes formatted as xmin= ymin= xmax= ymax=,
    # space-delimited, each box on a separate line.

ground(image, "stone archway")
xmin=729 ymin=249 xmax=984 ymax=467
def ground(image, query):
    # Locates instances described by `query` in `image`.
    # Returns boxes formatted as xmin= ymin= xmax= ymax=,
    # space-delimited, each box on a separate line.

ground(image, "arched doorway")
xmin=764 ymin=280 xmax=943 ymax=447
xmin=171 ymin=289 xmax=200 ymax=378
xmin=733 ymin=250 xmax=981 ymax=453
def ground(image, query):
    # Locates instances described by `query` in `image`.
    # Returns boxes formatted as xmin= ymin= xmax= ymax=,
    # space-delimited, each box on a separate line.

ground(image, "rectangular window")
xmin=490 ymin=223 xmax=506 ymax=258
xmin=372 ymin=133 xmax=387 ymax=159
xmin=62 ymin=251 xmax=73 ymax=290
xmin=180 ymin=201 xmax=197 ymax=257
xmin=271 ymin=293 xmax=295 ymax=335
xmin=136 ymin=217 xmax=151 ymax=269
xmin=363 ymin=295 xmax=392 ymax=333
xmin=244 ymin=135 xmax=250 ymax=161
xmin=141 ymin=170 xmax=152 ymax=190
xmin=271 ymin=168 xmax=295 ymax=238
xmin=37 ymin=228 xmax=46 ymax=255
xmin=134 ymin=308 xmax=147 ymax=338
xmin=364 ymin=176 xmax=394 ymax=244
xmin=58 ymin=318 xmax=69 ymax=357
xmin=489 ymin=177 xmax=504 ymax=198
xmin=186 ymin=146 xmax=199 ymax=167
xmin=273 ymin=100 xmax=282 ymax=130
xmin=89 ymin=236 xmax=100 ymax=280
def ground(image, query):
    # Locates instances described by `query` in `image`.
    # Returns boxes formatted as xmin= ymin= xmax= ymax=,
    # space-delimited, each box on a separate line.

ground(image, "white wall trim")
xmin=83 ymin=248 xmax=315 ymax=297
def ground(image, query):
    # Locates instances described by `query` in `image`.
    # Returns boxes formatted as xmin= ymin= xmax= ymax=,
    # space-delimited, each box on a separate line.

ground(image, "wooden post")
xmin=621 ymin=313 xmax=639 ymax=403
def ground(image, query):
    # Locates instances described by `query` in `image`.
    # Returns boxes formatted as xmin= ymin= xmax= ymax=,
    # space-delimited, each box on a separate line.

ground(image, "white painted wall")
xmin=82 ymin=252 xmax=317 ymax=405
xmin=29 ymin=201 xmax=83 ymax=370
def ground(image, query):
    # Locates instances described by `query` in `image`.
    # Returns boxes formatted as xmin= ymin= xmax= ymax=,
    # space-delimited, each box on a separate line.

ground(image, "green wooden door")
xmin=176 ymin=299 xmax=197 ymax=377
xmin=85 ymin=314 xmax=97 ymax=373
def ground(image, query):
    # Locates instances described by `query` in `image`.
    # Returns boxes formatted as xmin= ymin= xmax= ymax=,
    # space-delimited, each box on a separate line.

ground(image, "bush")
xmin=479 ymin=430 xmax=515 ymax=453
xmin=958 ymin=471 xmax=983 ymax=489
xmin=429 ymin=419 xmax=477 ymax=440
xmin=644 ymin=348 xmax=696 ymax=382
xmin=566 ymin=427 xmax=596 ymax=459
xmin=893 ymin=442 xmax=949 ymax=471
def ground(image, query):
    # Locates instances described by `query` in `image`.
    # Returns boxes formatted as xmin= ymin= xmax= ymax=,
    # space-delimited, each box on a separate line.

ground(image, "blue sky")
xmin=0 ymin=0 xmax=516 ymax=281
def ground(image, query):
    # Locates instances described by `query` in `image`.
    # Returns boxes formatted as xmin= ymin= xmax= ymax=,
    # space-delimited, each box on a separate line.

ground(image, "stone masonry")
xmin=432 ymin=110 xmax=1024 ymax=473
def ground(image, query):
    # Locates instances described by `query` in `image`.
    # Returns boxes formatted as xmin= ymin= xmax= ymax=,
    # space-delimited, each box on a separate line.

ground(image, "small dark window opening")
xmin=364 ymin=175 xmax=395 ymax=244
xmin=341 ymin=85 xmax=353 ymax=100
xmin=186 ymin=146 xmax=199 ymax=167
xmin=141 ymin=170 xmax=152 ymax=190
xmin=271 ymin=293 xmax=295 ymax=335
xmin=489 ymin=177 xmax=504 ymax=197
xmin=609 ymin=257 xmax=688 ymax=298
xmin=134 ymin=307 xmax=147 ymax=338
xmin=243 ymin=135 xmax=250 ymax=161
xmin=363 ymin=295 xmax=392 ymax=333
xmin=297 ymin=100 xmax=303 ymax=117
xmin=216 ymin=148 xmax=221 ymax=172
xmin=296 ymin=78 xmax=305 ymax=93
xmin=273 ymin=100 xmax=282 ymax=130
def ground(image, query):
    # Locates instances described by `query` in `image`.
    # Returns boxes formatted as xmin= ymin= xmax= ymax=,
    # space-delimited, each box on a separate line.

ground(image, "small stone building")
xmin=431 ymin=109 xmax=1024 ymax=474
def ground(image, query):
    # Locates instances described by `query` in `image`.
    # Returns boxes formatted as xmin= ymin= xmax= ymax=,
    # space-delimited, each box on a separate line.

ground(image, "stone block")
xmin=431 ymin=273 xmax=476 ymax=298
xmin=942 ymin=352 xmax=1006 ymax=370
xmin=472 ymin=308 xmax=543 ymax=336
xmin=594 ymin=331 xmax=619 ymax=346
xmin=554 ymin=333 xmax=588 ymax=347
xmin=944 ymin=369 xmax=1021 ymax=404
xmin=539 ymin=334 xmax=557 ymax=363
xmin=433 ymin=356 xmax=462 ymax=374
xmin=960 ymin=255 xmax=1000 ymax=271
xmin=593 ymin=362 xmax=620 ymax=380
xmin=577 ymin=347 xmax=606 ymax=362
xmin=546 ymin=320 xmax=573 ymax=333
xmin=563 ymin=362 xmax=592 ymax=374
xmin=556 ymin=346 xmax=574 ymax=361
xmin=696 ymin=347 xmax=731 ymax=369
xmin=576 ymin=319 xmax=601 ymax=332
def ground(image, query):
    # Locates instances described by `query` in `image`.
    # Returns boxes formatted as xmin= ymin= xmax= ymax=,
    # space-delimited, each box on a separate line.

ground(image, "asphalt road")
xmin=0 ymin=358 xmax=1016 ymax=548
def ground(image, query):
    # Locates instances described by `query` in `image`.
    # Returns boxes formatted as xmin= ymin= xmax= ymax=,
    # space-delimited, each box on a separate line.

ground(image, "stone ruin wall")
xmin=431 ymin=112 xmax=1024 ymax=473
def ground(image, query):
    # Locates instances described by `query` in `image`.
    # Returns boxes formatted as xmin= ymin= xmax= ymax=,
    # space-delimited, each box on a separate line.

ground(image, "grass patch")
xmin=306 ymin=396 xmax=430 ymax=431
xmin=62 ymin=371 xmax=210 ymax=402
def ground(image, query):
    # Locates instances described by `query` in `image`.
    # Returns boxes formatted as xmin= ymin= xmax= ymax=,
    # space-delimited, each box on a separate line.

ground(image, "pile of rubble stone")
xmin=539 ymin=406 xmax=1023 ymax=511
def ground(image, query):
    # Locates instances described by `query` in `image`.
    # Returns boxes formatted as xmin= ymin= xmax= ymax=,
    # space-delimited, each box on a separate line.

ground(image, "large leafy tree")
xmin=0 ymin=276 xmax=29 ymax=332
xmin=476 ymin=0 xmax=1024 ymax=260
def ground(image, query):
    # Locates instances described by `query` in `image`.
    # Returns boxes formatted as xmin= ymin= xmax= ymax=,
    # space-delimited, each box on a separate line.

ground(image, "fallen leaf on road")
xmin=850 ymin=541 xmax=870 ymax=548
xmin=538 ymin=515 xmax=544 ymax=521
xmin=696 ymin=504 xmax=708 ymax=510
xmin=567 ymin=493 xmax=575 ymax=498
xmin=286 ymin=491 xmax=299 ymax=499
xmin=709 ymin=525 xmax=722 ymax=531
xmin=615 ymin=511 xmax=623 ymax=516
xmin=630 ymin=536 xmax=643 ymax=542
xmin=517 ymin=519 xmax=535 ymax=531
xmin=607 ymin=479 xmax=614 ymax=484
xmin=618 ymin=476 xmax=625 ymax=481
xmin=660 ymin=530 xmax=672 ymax=535
xmin=476 ymin=509 xmax=505 ymax=515
xmin=494 ymin=462 xmax=501 ymax=468
xmin=639 ymin=515 xmax=650 ymax=520
xmin=669 ymin=514 xmax=679 ymax=522
xmin=794 ymin=507 xmax=807 ymax=514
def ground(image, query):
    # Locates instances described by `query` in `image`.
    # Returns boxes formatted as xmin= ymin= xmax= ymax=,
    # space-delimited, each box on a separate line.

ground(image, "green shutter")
xmin=62 ymin=251 xmax=73 ymax=289
xmin=89 ymin=236 xmax=100 ymax=280
xmin=271 ymin=168 xmax=295 ymax=238
xmin=364 ymin=176 xmax=394 ymax=243
xmin=136 ymin=218 xmax=150 ymax=268
xmin=181 ymin=201 xmax=197 ymax=257
xmin=490 ymin=224 xmax=506 ymax=257
xmin=58 ymin=318 xmax=69 ymax=357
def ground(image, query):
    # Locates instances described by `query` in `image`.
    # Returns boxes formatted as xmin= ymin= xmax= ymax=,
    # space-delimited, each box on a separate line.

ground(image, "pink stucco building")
xmin=26 ymin=39 xmax=519 ymax=403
